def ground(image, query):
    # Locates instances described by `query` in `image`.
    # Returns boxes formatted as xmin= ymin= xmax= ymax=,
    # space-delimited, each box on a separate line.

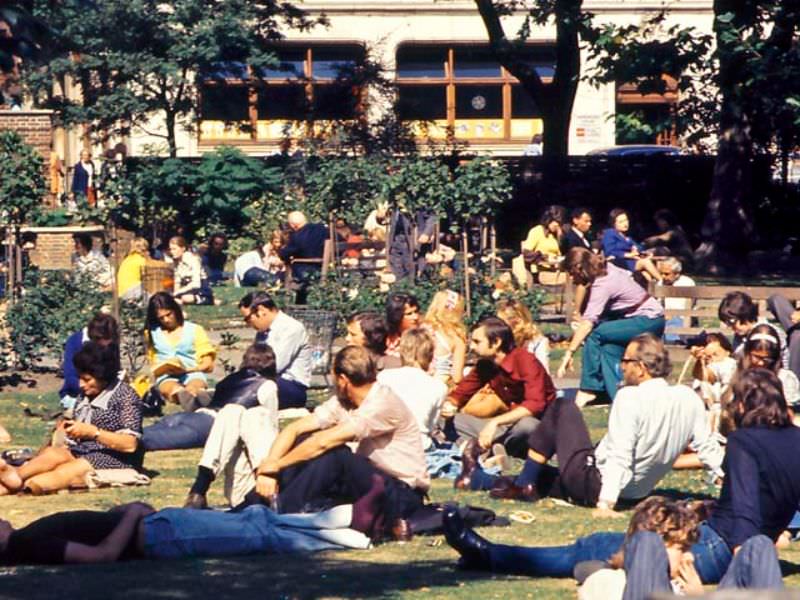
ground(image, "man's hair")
xmin=73 ymin=341 xmax=120 ymax=384
xmin=348 ymin=311 xmax=388 ymax=355
xmin=73 ymin=233 xmax=93 ymax=253
xmin=333 ymin=346 xmax=377 ymax=386
xmin=87 ymin=313 xmax=120 ymax=346
xmin=718 ymin=291 xmax=758 ymax=325
xmin=608 ymin=496 xmax=700 ymax=569
xmin=630 ymin=333 xmax=672 ymax=378
xmin=239 ymin=291 xmax=278 ymax=312
xmin=385 ymin=293 xmax=419 ymax=336
xmin=659 ymin=256 xmax=683 ymax=275
xmin=731 ymin=367 xmax=792 ymax=430
xmin=241 ymin=343 xmax=277 ymax=380
xmin=564 ymin=247 xmax=607 ymax=284
xmin=399 ymin=327 xmax=435 ymax=371
xmin=146 ymin=292 xmax=185 ymax=331
xmin=208 ymin=233 xmax=227 ymax=247
xmin=570 ymin=206 xmax=591 ymax=222
xmin=477 ymin=316 xmax=516 ymax=354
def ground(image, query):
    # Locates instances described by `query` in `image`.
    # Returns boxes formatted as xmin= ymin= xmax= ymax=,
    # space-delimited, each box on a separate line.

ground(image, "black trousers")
xmin=526 ymin=397 xmax=602 ymax=506
xmin=277 ymin=445 xmax=424 ymax=522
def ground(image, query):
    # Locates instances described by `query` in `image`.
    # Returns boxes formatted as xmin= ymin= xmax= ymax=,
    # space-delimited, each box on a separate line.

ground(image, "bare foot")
xmin=0 ymin=423 xmax=10 ymax=444
xmin=0 ymin=458 xmax=23 ymax=493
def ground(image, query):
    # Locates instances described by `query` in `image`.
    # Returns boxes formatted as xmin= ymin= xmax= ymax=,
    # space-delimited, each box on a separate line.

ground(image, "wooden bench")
xmin=650 ymin=285 xmax=800 ymax=355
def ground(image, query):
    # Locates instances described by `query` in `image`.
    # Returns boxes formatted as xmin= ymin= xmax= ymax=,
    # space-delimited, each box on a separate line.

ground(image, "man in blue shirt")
xmin=279 ymin=212 xmax=328 ymax=304
xmin=239 ymin=292 xmax=311 ymax=410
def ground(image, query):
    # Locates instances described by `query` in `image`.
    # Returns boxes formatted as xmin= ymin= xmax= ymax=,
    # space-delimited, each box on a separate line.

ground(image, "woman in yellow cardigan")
xmin=521 ymin=205 xmax=566 ymax=285
xmin=117 ymin=237 xmax=150 ymax=300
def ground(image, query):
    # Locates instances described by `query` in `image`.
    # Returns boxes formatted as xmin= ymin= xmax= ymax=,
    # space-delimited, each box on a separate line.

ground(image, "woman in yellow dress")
xmin=521 ymin=205 xmax=566 ymax=285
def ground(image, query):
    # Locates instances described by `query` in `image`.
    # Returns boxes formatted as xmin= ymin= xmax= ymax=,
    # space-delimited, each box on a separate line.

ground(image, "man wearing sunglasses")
xmin=239 ymin=292 xmax=311 ymax=410
xmin=456 ymin=334 xmax=723 ymax=519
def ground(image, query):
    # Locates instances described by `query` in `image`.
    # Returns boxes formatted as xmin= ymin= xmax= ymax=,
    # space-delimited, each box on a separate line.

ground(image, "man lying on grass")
xmin=0 ymin=496 xmax=384 ymax=565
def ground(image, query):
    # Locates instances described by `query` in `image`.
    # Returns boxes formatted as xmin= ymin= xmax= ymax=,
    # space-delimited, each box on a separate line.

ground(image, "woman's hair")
xmin=86 ymin=313 xmax=120 ymax=346
xmin=146 ymin=292 xmax=185 ymax=331
xmin=496 ymin=297 xmax=541 ymax=347
xmin=348 ymin=311 xmax=388 ymax=355
xmin=608 ymin=208 xmax=628 ymax=228
xmin=608 ymin=497 xmax=700 ymax=569
xmin=169 ymin=235 xmax=188 ymax=249
xmin=538 ymin=204 xmax=566 ymax=229
xmin=424 ymin=290 xmax=467 ymax=343
xmin=399 ymin=327 xmax=435 ymax=372
xmin=730 ymin=367 xmax=792 ymax=430
xmin=73 ymin=341 xmax=121 ymax=385
xmin=385 ymin=293 xmax=419 ymax=337
xmin=128 ymin=237 xmax=150 ymax=257
xmin=563 ymin=247 xmax=607 ymax=285
xmin=241 ymin=343 xmax=277 ymax=380
xmin=73 ymin=233 xmax=93 ymax=253
xmin=741 ymin=323 xmax=782 ymax=374
xmin=704 ymin=332 xmax=733 ymax=354
xmin=718 ymin=291 xmax=758 ymax=325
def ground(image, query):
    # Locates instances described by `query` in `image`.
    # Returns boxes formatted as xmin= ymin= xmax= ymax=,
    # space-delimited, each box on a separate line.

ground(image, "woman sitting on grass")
xmin=0 ymin=342 xmax=143 ymax=495
xmin=423 ymin=290 xmax=467 ymax=385
xmin=145 ymin=292 xmax=216 ymax=411
xmin=496 ymin=297 xmax=550 ymax=374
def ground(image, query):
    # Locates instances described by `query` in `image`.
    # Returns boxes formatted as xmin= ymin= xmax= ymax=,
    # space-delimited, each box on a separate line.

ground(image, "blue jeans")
xmin=142 ymin=505 xmax=361 ymax=559
xmin=142 ymin=412 xmax=215 ymax=451
xmin=623 ymin=531 xmax=782 ymax=600
xmin=488 ymin=522 xmax=731 ymax=584
xmin=580 ymin=316 xmax=665 ymax=399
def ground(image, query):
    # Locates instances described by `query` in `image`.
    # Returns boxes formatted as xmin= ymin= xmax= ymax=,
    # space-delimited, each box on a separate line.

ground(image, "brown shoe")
xmin=489 ymin=480 xmax=540 ymax=502
xmin=454 ymin=439 xmax=481 ymax=490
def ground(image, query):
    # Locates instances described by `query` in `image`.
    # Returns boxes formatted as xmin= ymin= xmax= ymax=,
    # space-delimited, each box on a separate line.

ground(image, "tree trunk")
xmin=165 ymin=111 xmax=178 ymax=158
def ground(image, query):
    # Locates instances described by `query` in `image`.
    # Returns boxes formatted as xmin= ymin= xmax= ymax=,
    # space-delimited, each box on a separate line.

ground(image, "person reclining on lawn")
xmin=442 ymin=317 xmax=556 ymax=461
xmin=252 ymin=345 xmax=429 ymax=540
xmin=442 ymin=367 xmax=800 ymax=586
xmin=455 ymin=334 xmax=723 ymax=517
xmin=0 ymin=498 xmax=381 ymax=565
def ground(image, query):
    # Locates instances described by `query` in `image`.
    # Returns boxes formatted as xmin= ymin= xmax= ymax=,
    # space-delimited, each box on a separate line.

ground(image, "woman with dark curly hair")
xmin=385 ymin=293 xmax=420 ymax=356
xmin=0 ymin=342 xmax=143 ymax=495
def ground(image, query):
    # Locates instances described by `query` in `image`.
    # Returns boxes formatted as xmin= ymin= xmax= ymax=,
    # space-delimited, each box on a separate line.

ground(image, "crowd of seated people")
xmin=2 ymin=205 xmax=800 ymax=599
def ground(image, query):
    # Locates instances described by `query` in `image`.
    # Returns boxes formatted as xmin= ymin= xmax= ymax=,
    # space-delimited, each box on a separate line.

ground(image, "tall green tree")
xmin=24 ymin=0 xmax=318 ymax=157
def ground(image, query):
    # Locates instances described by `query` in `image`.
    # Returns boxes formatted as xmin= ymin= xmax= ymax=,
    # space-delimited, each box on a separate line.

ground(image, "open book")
xmin=152 ymin=357 xmax=187 ymax=378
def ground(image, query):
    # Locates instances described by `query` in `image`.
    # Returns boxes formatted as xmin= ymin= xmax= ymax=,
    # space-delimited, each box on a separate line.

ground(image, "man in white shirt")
xmin=484 ymin=333 xmax=723 ymax=516
xmin=253 ymin=346 xmax=429 ymax=537
xmin=656 ymin=257 xmax=695 ymax=342
xmin=377 ymin=327 xmax=447 ymax=450
xmin=239 ymin=291 xmax=312 ymax=409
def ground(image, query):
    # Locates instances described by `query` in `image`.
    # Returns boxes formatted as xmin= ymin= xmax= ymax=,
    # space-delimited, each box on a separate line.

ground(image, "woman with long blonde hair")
xmin=117 ymin=237 xmax=150 ymax=299
xmin=496 ymin=298 xmax=550 ymax=374
xmin=424 ymin=290 xmax=467 ymax=384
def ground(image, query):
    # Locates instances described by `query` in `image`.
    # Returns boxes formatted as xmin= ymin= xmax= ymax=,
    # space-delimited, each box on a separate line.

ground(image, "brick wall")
xmin=0 ymin=110 xmax=54 ymax=194
xmin=21 ymin=226 xmax=105 ymax=270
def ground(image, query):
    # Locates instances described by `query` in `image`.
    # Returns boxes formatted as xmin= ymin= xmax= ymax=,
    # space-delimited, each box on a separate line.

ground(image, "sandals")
xmin=2 ymin=447 xmax=34 ymax=467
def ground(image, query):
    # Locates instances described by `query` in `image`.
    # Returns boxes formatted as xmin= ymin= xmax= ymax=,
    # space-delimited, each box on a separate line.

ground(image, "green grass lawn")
xmin=0 ymin=392 xmax=798 ymax=599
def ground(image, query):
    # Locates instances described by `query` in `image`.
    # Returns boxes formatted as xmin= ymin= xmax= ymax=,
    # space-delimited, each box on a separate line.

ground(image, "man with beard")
xmin=253 ymin=346 xmax=429 ymax=537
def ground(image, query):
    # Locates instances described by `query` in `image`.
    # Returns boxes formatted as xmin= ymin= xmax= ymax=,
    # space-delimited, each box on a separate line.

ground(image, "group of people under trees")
xmin=0 ymin=204 xmax=799 ymax=598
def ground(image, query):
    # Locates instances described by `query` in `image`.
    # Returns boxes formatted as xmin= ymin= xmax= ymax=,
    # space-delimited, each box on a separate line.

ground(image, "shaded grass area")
xmin=1 ymin=392 xmax=799 ymax=598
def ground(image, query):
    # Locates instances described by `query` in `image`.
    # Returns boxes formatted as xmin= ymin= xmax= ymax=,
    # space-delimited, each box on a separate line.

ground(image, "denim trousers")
xmin=580 ymin=316 xmax=665 ymax=399
xmin=489 ymin=522 xmax=731 ymax=584
xmin=622 ymin=531 xmax=782 ymax=600
xmin=142 ymin=411 xmax=215 ymax=451
xmin=142 ymin=504 xmax=370 ymax=559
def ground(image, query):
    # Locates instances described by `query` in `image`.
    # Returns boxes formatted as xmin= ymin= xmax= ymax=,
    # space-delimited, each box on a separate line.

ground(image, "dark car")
xmin=586 ymin=145 xmax=681 ymax=157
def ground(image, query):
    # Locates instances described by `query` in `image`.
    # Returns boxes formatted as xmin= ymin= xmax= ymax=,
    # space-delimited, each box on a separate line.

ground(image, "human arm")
xmin=478 ymin=406 xmax=533 ymax=450
xmin=445 ymin=361 xmax=490 ymax=413
xmin=254 ymin=411 xmax=322 ymax=496
xmin=190 ymin=325 xmax=216 ymax=373
xmin=64 ymin=421 xmax=139 ymax=453
xmin=557 ymin=320 xmax=594 ymax=378
xmin=686 ymin=392 xmax=725 ymax=479
xmin=260 ymin=422 xmax=358 ymax=475
xmin=721 ymin=437 xmax=763 ymax=548
xmin=595 ymin=392 xmax=640 ymax=509
xmin=521 ymin=226 xmax=544 ymax=253
xmin=450 ymin=336 xmax=467 ymax=384
xmin=64 ymin=503 xmax=153 ymax=564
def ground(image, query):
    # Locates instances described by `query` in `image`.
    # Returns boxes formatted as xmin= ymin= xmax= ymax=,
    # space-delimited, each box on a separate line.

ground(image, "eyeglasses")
xmin=620 ymin=358 xmax=640 ymax=365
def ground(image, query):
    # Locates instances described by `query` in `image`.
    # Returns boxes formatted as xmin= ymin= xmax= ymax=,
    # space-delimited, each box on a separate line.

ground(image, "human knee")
xmin=739 ymin=534 xmax=775 ymax=556
xmin=625 ymin=531 xmax=665 ymax=557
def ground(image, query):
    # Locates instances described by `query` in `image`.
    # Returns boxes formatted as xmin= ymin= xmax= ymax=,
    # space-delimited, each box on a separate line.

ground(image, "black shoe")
xmin=183 ymin=492 xmax=208 ymax=509
xmin=442 ymin=507 xmax=493 ymax=570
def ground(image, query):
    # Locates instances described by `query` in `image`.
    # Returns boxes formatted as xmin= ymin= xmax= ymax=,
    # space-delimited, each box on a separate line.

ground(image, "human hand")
xmin=557 ymin=355 xmax=573 ymax=379
xmin=791 ymin=310 xmax=800 ymax=324
xmin=677 ymin=554 xmax=703 ymax=595
xmin=478 ymin=421 xmax=498 ymax=450
xmin=255 ymin=474 xmax=278 ymax=499
xmin=417 ymin=234 xmax=430 ymax=244
xmin=440 ymin=402 xmax=458 ymax=419
xmin=64 ymin=420 xmax=98 ymax=441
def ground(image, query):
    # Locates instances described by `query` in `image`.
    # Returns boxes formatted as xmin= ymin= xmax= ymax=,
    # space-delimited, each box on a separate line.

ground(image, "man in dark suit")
xmin=561 ymin=207 xmax=593 ymax=253
xmin=280 ymin=211 xmax=328 ymax=303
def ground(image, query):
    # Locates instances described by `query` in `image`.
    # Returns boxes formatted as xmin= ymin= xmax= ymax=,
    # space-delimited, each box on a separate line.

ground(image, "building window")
xmin=396 ymin=43 xmax=553 ymax=143
xmin=199 ymin=44 xmax=366 ymax=143
xmin=615 ymin=77 xmax=678 ymax=145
